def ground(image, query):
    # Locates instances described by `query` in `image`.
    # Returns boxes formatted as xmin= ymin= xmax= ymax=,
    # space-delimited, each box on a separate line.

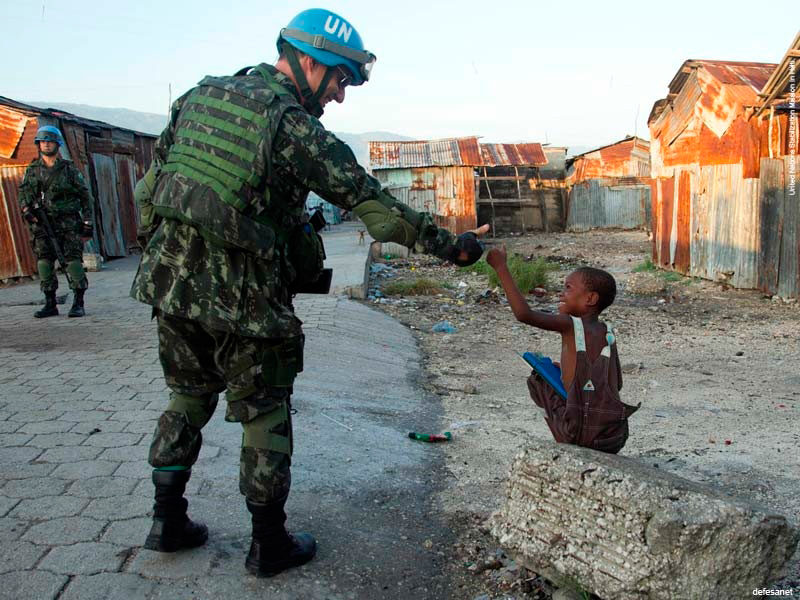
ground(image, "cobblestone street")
xmin=0 ymin=224 xmax=454 ymax=599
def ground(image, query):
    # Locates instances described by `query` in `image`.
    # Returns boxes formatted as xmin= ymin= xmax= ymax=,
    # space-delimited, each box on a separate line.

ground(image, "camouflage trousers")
xmin=149 ymin=311 xmax=304 ymax=503
xmin=29 ymin=213 xmax=88 ymax=292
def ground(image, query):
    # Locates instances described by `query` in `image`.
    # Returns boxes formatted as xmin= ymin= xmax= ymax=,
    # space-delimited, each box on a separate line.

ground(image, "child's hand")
xmin=486 ymin=245 xmax=508 ymax=270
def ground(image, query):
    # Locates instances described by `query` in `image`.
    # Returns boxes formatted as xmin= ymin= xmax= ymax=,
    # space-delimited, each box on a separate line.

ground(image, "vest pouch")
xmin=286 ymin=222 xmax=326 ymax=289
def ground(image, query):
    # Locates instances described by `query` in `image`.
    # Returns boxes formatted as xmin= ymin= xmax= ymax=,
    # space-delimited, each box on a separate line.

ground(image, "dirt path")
xmin=366 ymin=229 xmax=800 ymax=598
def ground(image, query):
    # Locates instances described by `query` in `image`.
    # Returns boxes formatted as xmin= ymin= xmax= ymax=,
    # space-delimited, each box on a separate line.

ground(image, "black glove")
xmin=22 ymin=207 xmax=37 ymax=225
xmin=80 ymin=221 xmax=93 ymax=238
xmin=446 ymin=232 xmax=485 ymax=267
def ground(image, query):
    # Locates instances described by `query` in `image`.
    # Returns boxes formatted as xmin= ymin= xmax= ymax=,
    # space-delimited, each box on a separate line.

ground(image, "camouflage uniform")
xmin=131 ymin=64 xmax=460 ymax=503
xmin=18 ymin=157 xmax=91 ymax=292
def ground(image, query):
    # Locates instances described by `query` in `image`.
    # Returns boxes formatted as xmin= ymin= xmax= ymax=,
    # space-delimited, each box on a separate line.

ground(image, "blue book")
xmin=521 ymin=352 xmax=568 ymax=400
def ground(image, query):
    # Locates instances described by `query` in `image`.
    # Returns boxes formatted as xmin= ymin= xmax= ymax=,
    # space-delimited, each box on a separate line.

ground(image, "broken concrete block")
xmin=82 ymin=253 xmax=103 ymax=272
xmin=490 ymin=441 xmax=799 ymax=600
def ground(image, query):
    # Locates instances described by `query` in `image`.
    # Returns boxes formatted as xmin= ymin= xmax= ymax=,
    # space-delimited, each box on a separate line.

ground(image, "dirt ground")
xmin=364 ymin=229 xmax=800 ymax=599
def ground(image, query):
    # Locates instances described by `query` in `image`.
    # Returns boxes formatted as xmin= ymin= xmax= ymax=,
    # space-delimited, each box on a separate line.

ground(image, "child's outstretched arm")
xmin=486 ymin=246 xmax=571 ymax=333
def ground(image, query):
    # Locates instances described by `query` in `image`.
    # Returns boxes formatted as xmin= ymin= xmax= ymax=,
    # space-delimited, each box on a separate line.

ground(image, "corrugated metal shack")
xmin=566 ymin=136 xmax=652 ymax=232
xmin=369 ymin=137 xmax=481 ymax=234
xmin=0 ymin=96 xmax=156 ymax=281
xmin=476 ymin=143 xmax=566 ymax=235
xmin=649 ymin=32 xmax=798 ymax=297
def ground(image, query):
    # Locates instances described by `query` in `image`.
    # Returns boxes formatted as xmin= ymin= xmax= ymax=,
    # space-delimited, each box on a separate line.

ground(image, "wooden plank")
xmin=675 ymin=170 xmax=691 ymax=272
xmin=91 ymin=153 xmax=126 ymax=257
xmin=659 ymin=177 xmax=674 ymax=267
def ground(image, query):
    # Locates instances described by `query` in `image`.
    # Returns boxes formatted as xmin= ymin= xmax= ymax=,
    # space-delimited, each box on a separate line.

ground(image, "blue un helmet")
xmin=277 ymin=9 xmax=376 ymax=86
xmin=34 ymin=125 xmax=65 ymax=147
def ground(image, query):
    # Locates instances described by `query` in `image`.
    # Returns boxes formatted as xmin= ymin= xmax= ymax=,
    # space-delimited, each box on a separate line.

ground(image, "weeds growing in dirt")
xmin=383 ymin=278 xmax=447 ymax=296
xmin=633 ymin=257 xmax=657 ymax=272
xmin=461 ymin=255 xmax=559 ymax=293
xmin=633 ymin=258 xmax=695 ymax=284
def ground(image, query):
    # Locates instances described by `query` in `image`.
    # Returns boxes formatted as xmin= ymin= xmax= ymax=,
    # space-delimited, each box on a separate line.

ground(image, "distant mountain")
xmin=27 ymin=102 xmax=411 ymax=167
xmin=333 ymin=131 xmax=413 ymax=169
xmin=27 ymin=101 xmax=169 ymax=136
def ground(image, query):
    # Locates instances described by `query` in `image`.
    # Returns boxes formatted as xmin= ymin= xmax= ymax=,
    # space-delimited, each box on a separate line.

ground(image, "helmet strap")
xmin=284 ymin=45 xmax=331 ymax=118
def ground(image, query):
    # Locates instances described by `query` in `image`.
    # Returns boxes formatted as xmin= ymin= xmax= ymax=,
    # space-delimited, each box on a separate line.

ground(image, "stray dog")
xmin=358 ymin=230 xmax=366 ymax=245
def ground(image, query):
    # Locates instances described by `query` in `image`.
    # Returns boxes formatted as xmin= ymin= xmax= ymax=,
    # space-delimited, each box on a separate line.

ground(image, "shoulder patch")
xmin=582 ymin=380 xmax=595 ymax=392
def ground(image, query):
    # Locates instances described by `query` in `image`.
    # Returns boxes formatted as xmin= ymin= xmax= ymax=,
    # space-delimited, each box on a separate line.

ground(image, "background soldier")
xmin=18 ymin=125 xmax=93 ymax=318
xmin=131 ymin=8 xmax=488 ymax=577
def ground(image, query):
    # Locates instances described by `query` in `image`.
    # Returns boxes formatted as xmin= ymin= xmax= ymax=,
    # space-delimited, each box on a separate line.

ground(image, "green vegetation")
xmin=633 ymin=257 xmax=696 ymax=284
xmin=383 ymin=278 xmax=446 ymax=296
xmin=632 ymin=257 xmax=657 ymax=272
xmin=461 ymin=255 xmax=559 ymax=293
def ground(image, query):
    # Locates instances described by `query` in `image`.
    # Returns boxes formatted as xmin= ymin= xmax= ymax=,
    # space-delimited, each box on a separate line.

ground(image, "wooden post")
xmin=536 ymin=168 xmax=548 ymax=233
xmin=483 ymin=166 xmax=496 ymax=238
xmin=515 ymin=166 xmax=526 ymax=234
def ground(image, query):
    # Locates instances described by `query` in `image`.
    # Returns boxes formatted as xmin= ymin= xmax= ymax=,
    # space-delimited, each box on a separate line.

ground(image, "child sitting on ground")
xmin=486 ymin=246 xmax=638 ymax=454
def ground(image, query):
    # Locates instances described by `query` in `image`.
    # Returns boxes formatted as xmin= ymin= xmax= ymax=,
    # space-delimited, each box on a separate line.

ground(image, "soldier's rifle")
xmin=30 ymin=198 xmax=73 ymax=287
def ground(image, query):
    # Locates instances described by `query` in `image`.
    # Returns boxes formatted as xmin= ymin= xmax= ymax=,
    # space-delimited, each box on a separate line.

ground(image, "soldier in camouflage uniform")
xmin=18 ymin=126 xmax=93 ymax=318
xmin=131 ymin=8 xmax=488 ymax=577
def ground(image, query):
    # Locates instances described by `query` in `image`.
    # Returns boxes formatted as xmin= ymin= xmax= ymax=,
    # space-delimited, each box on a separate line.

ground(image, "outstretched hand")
xmin=486 ymin=245 xmax=508 ymax=270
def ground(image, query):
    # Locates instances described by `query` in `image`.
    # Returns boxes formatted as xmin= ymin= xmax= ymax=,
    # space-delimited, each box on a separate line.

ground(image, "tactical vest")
xmin=152 ymin=65 xmax=299 ymax=259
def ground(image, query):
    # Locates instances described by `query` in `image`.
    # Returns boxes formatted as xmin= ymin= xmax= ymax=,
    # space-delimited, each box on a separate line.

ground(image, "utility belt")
xmin=273 ymin=207 xmax=332 ymax=295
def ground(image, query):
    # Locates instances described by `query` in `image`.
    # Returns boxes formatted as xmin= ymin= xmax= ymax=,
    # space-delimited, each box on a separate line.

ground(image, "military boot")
xmin=144 ymin=469 xmax=208 ymax=552
xmin=68 ymin=289 xmax=85 ymax=318
xmin=34 ymin=291 xmax=58 ymax=318
xmin=245 ymin=496 xmax=316 ymax=577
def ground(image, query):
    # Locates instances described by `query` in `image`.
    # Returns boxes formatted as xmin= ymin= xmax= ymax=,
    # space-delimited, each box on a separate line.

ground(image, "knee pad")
xmin=241 ymin=402 xmax=291 ymax=456
xmin=166 ymin=392 xmax=218 ymax=428
xmin=66 ymin=260 xmax=87 ymax=288
xmin=37 ymin=259 xmax=55 ymax=283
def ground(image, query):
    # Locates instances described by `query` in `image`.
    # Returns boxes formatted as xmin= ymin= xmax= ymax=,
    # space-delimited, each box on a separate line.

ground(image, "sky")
xmin=1 ymin=0 xmax=797 ymax=151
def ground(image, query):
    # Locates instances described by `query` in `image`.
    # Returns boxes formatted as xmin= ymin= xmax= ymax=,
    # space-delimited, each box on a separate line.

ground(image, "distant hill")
xmin=28 ymin=101 xmax=602 ymax=163
xmin=27 ymin=101 xmax=169 ymax=136
xmin=27 ymin=102 xmax=411 ymax=166
xmin=333 ymin=131 xmax=413 ymax=168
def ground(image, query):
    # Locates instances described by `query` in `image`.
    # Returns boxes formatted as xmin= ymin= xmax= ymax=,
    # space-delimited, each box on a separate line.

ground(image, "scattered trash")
xmin=370 ymin=263 xmax=394 ymax=275
xmin=462 ymin=384 xmax=478 ymax=395
xmin=532 ymin=287 xmax=547 ymax=297
xmin=457 ymin=281 xmax=468 ymax=288
xmin=432 ymin=320 xmax=457 ymax=333
xmin=321 ymin=412 xmax=353 ymax=431
xmin=777 ymin=404 xmax=787 ymax=408
xmin=735 ymin=351 xmax=744 ymax=356
xmin=724 ymin=440 xmax=732 ymax=445
xmin=408 ymin=431 xmax=452 ymax=443
xmin=475 ymin=289 xmax=500 ymax=304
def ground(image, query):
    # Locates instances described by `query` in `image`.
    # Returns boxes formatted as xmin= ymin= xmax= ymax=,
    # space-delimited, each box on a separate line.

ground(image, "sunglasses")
xmin=335 ymin=66 xmax=352 ymax=89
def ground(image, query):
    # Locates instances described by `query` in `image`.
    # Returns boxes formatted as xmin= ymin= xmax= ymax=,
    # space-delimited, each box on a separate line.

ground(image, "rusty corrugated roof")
xmin=0 ymin=106 xmax=30 ymax=159
xmin=0 ymin=96 xmax=157 ymax=139
xmin=479 ymin=143 xmax=547 ymax=166
xmin=369 ymin=137 xmax=481 ymax=169
xmin=667 ymin=60 xmax=777 ymax=103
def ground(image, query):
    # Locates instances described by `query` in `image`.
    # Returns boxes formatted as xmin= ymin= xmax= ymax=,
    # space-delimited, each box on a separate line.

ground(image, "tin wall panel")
xmin=675 ymin=170 xmax=691 ymax=272
xmin=658 ymin=177 xmax=674 ymax=266
xmin=567 ymin=180 xmax=650 ymax=232
xmin=690 ymin=168 xmax=710 ymax=279
xmin=777 ymin=155 xmax=798 ymax=298
xmin=700 ymin=164 xmax=759 ymax=288
xmin=0 ymin=166 xmax=35 ymax=279
xmin=758 ymin=158 xmax=783 ymax=294
xmin=114 ymin=154 xmax=139 ymax=252
xmin=91 ymin=153 xmax=126 ymax=257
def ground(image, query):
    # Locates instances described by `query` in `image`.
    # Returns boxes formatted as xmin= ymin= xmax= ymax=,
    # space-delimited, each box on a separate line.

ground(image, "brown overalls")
xmin=527 ymin=316 xmax=639 ymax=454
